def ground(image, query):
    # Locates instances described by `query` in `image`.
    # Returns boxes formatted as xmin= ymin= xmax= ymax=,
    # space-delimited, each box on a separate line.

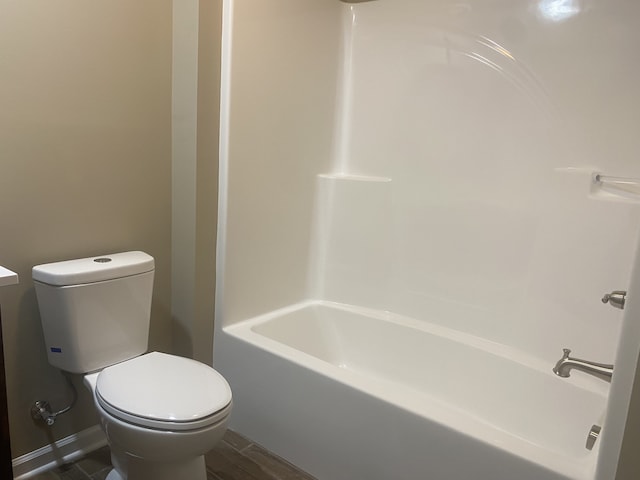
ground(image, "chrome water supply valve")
xmin=30 ymin=400 xmax=55 ymax=426
xmin=29 ymin=372 xmax=78 ymax=426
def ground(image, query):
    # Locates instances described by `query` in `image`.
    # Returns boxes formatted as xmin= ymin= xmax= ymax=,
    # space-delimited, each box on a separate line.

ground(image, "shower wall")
xmin=220 ymin=0 xmax=342 ymax=325
xmin=314 ymin=0 xmax=640 ymax=365
xmin=220 ymin=0 xmax=640 ymax=365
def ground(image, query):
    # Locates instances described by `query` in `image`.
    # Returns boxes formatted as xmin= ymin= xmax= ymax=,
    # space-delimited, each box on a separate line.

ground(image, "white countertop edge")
xmin=0 ymin=266 xmax=19 ymax=287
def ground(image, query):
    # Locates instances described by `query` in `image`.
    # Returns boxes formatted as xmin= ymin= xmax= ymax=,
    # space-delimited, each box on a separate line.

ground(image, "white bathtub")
xmin=218 ymin=301 xmax=606 ymax=480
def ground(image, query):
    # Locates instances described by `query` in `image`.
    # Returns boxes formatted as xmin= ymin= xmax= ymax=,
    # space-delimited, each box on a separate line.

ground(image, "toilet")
xmin=32 ymin=251 xmax=232 ymax=480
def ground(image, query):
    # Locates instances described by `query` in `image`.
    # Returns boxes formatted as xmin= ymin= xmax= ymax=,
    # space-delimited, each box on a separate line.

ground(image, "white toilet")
xmin=32 ymin=251 xmax=232 ymax=480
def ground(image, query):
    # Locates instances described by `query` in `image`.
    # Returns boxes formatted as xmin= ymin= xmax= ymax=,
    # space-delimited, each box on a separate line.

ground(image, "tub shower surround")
xmin=215 ymin=1 xmax=640 ymax=479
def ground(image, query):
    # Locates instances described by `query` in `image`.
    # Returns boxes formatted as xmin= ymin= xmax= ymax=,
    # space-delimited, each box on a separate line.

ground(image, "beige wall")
xmin=0 ymin=0 xmax=173 ymax=458
xmin=194 ymin=0 xmax=223 ymax=364
xmin=171 ymin=0 xmax=222 ymax=365
xmin=617 ymin=353 xmax=640 ymax=479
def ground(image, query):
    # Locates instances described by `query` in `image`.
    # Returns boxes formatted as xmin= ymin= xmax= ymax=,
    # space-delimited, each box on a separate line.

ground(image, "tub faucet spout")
xmin=553 ymin=348 xmax=613 ymax=382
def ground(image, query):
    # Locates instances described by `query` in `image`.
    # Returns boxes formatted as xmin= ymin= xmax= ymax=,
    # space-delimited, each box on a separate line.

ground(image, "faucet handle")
xmin=602 ymin=290 xmax=627 ymax=309
xmin=561 ymin=348 xmax=571 ymax=359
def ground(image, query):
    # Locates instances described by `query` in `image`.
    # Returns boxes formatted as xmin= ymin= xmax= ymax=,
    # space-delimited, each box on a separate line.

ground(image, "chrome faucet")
xmin=553 ymin=348 xmax=613 ymax=382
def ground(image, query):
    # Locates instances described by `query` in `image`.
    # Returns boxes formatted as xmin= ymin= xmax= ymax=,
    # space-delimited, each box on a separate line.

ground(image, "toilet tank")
xmin=32 ymin=251 xmax=155 ymax=374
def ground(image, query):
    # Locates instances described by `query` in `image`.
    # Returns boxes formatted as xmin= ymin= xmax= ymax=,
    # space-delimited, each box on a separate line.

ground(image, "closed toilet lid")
xmin=96 ymin=351 xmax=232 ymax=430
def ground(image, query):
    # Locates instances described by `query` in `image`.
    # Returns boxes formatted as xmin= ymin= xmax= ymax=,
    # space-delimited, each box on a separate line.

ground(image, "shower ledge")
xmin=0 ymin=266 xmax=18 ymax=287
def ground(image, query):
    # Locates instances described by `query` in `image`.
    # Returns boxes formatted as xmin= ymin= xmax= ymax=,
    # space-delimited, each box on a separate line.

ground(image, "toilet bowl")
xmin=32 ymin=252 xmax=233 ymax=480
xmin=84 ymin=352 xmax=232 ymax=480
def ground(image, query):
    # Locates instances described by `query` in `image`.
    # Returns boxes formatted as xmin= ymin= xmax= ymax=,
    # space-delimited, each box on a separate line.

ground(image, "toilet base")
xmin=86 ymin=374 xmax=230 ymax=480
xmin=106 ymin=454 xmax=207 ymax=480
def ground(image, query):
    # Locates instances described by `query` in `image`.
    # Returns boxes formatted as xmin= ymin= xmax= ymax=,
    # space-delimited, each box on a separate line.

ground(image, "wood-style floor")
xmin=30 ymin=430 xmax=316 ymax=480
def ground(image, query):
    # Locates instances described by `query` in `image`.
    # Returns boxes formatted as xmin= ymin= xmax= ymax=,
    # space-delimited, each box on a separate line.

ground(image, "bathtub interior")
xmin=216 ymin=0 xmax=640 ymax=479
xmin=228 ymin=301 xmax=607 ymax=463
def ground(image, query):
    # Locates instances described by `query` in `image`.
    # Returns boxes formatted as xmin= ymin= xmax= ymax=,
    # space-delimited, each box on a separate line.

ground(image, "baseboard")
xmin=11 ymin=425 xmax=107 ymax=479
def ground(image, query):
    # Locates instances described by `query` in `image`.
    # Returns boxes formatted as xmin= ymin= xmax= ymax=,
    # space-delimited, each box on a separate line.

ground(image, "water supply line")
xmin=30 ymin=372 xmax=78 ymax=426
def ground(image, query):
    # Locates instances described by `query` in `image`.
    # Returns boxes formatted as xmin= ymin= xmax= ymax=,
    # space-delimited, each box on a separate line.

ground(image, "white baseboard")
xmin=12 ymin=425 xmax=108 ymax=479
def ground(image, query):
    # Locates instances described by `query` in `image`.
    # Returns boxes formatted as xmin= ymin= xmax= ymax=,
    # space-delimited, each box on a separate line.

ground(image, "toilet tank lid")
xmin=32 ymin=251 xmax=154 ymax=286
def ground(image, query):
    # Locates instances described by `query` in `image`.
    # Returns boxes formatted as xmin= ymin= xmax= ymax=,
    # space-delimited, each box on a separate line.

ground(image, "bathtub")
xmin=217 ymin=301 xmax=606 ymax=480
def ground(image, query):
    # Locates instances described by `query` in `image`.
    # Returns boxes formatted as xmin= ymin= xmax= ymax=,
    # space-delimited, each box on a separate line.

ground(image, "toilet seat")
xmin=95 ymin=351 xmax=232 ymax=431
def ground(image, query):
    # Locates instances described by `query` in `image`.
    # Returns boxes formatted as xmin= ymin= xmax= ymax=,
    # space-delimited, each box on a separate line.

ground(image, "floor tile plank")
xmin=29 ymin=430 xmax=314 ymax=480
xmin=223 ymin=430 xmax=253 ymax=452
xmin=243 ymin=444 xmax=317 ymax=480
xmin=205 ymin=448 xmax=266 ymax=480
xmin=75 ymin=446 xmax=111 ymax=476
xmin=207 ymin=441 xmax=279 ymax=480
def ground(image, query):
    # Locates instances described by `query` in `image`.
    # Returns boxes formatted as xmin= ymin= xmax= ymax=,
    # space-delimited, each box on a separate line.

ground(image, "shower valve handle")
xmin=602 ymin=291 xmax=627 ymax=310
